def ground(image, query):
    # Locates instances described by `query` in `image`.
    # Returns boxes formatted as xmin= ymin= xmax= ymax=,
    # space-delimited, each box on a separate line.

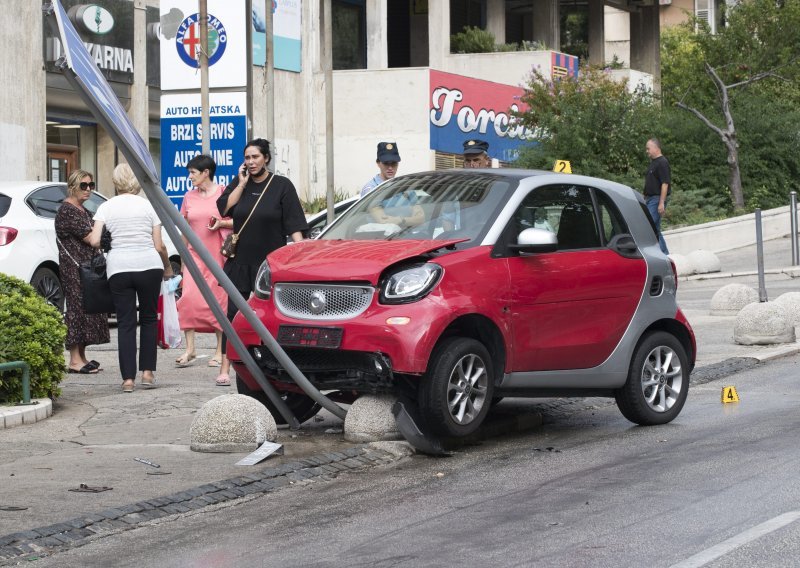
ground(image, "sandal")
xmin=141 ymin=378 xmax=157 ymax=389
xmin=208 ymin=358 xmax=222 ymax=368
xmin=215 ymin=374 xmax=231 ymax=386
xmin=175 ymin=353 xmax=196 ymax=367
xmin=122 ymin=380 xmax=135 ymax=393
xmin=68 ymin=363 xmax=99 ymax=374
xmin=87 ymin=360 xmax=102 ymax=371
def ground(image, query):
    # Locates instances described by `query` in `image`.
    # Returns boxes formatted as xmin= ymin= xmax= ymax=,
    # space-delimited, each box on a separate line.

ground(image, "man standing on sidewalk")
xmin=644 ymin=138 xmax=671 ymax=254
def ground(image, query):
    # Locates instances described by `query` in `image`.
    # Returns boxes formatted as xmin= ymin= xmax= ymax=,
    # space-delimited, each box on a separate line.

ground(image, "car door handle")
xmin=608 ymin=234 xmax=642 ymax=258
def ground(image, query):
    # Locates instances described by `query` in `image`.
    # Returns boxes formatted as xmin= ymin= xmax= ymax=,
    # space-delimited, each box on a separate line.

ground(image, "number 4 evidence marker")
xmin=721 ymin=386 xmax=740 ymax=404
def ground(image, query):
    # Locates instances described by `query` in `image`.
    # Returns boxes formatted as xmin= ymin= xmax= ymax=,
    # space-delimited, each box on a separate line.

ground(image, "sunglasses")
xmin=79 ymin=182 xmax=96 ymax=190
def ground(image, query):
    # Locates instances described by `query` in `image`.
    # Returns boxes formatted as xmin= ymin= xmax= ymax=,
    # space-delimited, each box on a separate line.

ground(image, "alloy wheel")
xmin=640 ymin=345 xmax=683 ymax=413
xmin=447 ymin=353 xmax=489 ymax=425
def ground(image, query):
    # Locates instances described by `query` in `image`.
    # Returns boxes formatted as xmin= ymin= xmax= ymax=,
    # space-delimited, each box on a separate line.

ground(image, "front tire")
xmin=419 ymin=337 xmax=494 ymax=438
xmin=31 ymin=267 xmax=64 ymax=312
xmin=616 ymin=331 xmax=689 ymax=425
xmin=235 ymin=374 xmax=321 ymax=425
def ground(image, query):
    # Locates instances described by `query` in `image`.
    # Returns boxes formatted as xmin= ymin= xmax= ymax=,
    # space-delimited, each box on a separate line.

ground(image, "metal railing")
xmin=0 ymin=361 xmax=34 ymax=405
xmin=791 ymin=191 xmax=798 ymax=266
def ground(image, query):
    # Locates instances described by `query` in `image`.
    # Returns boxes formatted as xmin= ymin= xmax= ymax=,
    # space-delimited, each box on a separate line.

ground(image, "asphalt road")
xmin=28 ymin=354 xmax=800 ymax=568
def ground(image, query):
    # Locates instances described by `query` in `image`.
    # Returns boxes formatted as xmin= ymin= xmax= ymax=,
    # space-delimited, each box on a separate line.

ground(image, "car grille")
xmin=273 ymin=283 xmax=374 ymax=321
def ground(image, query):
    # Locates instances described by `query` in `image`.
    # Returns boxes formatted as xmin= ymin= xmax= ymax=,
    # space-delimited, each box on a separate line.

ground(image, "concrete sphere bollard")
xmin=710 ymin=283 xmax=759 ymax=316
xmin=344 ymin=394 xmax=402 ymax=443
xmin=687 ymin=249 xmax=721 ymax=274
xmin=190 ymin=394 xmax=277 ymax=453
xmin=773 ymin=292 xmax=800 ymax=326
xmin=668 ymin=253 xmax=695 ymax=277
xmin=734 ymin=302 xmax=796 ymax=345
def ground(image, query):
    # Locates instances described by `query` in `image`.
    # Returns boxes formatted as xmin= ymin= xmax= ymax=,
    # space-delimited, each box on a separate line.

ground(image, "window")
xmin=333 ymin=0 xmax=366 ymax=70
xmin=511 ymin=185 xmax=601 ymax=250
xmin=595 ymin=190 xmax=628 ymax=244
xmin=26 ymin=186 xmax=68 ymax=219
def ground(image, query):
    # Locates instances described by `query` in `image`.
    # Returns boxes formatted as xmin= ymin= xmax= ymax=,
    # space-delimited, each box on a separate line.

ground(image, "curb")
xmin=0 ymin=399 xmax=52 ymax=429
xmin=682 ymin=266 xmax=800 ymax=282
xmin=0 ymin=444 xmax=411 ymax=565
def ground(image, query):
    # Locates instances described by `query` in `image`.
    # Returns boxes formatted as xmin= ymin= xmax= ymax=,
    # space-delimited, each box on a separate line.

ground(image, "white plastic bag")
xmin=159 ymin=280 xmax=182 ymax=349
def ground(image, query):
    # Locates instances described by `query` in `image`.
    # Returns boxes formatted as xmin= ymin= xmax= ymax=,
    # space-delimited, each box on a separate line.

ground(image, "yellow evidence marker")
xmin=553 ymin=160 xmax=572 ymax=174
xmin=721 ymin=386 xmax=740 ymax=403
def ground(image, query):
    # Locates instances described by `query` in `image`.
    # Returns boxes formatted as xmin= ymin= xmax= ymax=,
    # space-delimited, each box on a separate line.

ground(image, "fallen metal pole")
xmin=790 ymin=191 xmax=798 ymax=266
xmin=755 ymin=208 xmax=768 ymax=302
xmin=43 ymin=0 xmax=348 ymax=424
xmin=148 ymin=195 xmax=300 ymax=428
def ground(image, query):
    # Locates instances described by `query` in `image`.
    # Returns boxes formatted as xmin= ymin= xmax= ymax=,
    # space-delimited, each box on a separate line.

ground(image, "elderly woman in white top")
xmin=88 ymin=163 xmax=173 ymax=392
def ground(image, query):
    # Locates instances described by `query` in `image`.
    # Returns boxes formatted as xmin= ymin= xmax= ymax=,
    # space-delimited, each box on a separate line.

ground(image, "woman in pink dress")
xmin=175 ymin=155 xmax=232 ymax=370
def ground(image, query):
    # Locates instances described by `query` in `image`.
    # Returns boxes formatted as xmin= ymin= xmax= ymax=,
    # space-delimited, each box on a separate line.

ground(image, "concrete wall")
xmin=604 ymin=6 xmax=630 ymax=67
xmin=0 ymin=3 xmax=46 ymax=181
xmin=661 ymin=0 xmax=695 ymax=28
xmin=609 ymin=68 xmax=654 ymax=93
xmin=664 ymin=206 xmax=794 ymax=256
xmin=332 ymin=68 xmax=432 ymax=197
xmin=441 ymin=50 xmax=553 ymax=87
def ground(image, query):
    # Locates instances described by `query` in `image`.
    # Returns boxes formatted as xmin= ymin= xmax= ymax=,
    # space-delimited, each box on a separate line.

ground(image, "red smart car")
xmin=229 ymin=170 xmax=695 ymax=438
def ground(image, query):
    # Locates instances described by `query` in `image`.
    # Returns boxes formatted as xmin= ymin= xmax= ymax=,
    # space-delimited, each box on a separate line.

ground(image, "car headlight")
xmin=254 ymin=260 xmax=272 ymax=299
xmin=380 ymin=263 xmax=442 ymax=304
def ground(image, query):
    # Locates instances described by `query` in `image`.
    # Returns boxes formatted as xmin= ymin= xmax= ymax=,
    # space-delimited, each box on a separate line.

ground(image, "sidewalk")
xmin=0 ymin=237 xmax=798 ymax=561
xmin=678 ymin=236 xmax=800 ymax=367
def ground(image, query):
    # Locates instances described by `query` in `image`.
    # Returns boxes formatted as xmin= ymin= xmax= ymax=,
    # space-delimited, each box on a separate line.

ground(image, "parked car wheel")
xmin=235 ymin=374 xmax=322 ymax=425
xmin=615 ymin=331 xmax=689 ymax=426
xmin=30 ymin=266 xmax=64 ymax=312
xmin=419 ymin=337 xmax=494 ymax=438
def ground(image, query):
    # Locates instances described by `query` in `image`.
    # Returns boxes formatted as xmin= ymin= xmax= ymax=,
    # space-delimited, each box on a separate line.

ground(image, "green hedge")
xmin=0 ymin=273 xmax=66 ymax=403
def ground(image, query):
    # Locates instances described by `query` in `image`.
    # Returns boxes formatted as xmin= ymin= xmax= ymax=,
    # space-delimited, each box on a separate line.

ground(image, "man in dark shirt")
xmin=644 ymin=138 xmax=671 ymax=254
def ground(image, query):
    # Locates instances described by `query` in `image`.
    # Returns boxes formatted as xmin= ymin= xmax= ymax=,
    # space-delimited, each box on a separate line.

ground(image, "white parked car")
xmin=304 ymin=196 xmax=358 ymax=239
xmin=0 ymin=181 xmax=181 ymax=311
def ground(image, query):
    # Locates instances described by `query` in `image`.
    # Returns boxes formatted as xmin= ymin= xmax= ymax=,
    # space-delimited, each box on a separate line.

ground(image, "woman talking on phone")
xmin=174 ymin=154 xmax=232 ymax=370
xmin=215 ymin=138 xmax=308 ymax=386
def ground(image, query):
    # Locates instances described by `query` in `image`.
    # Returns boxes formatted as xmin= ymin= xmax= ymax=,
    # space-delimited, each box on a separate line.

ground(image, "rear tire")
xmin=616 ymin=331 xmax=689 ymax=425
xmin=30 ymin=267 xmax=64 ymax=312
xmin=418 ymin=337 xmax=494 ymax=438
xmin=235 ymin=374 xmax=321 ymax=425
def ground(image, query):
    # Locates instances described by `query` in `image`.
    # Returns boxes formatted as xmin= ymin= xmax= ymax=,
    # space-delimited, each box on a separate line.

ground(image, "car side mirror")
xmin=508 ymin=227 xmax=558 ymax=253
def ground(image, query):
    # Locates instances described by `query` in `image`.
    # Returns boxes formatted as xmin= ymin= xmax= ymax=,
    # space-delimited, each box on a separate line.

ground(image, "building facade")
xmin=2 ymin=1 xmax=663 ymax=203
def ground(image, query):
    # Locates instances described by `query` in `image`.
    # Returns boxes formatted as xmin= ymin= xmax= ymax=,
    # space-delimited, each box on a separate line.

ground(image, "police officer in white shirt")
xmin=360 ymin=142 xmax=401 ymax=198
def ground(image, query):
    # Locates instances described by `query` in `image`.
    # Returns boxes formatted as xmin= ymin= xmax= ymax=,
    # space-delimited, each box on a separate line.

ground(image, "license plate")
xmin=277 ymin=325 xmax=343 ymax=349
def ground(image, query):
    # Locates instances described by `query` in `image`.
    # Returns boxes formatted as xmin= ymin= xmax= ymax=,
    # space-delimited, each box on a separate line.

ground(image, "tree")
xmin=667 ymin=0 xmax=800 ymax=210
xmin=514 ymin=65 xmax=660 ymax=189
xmin=675 ymin=62 xmax=786 ymax=210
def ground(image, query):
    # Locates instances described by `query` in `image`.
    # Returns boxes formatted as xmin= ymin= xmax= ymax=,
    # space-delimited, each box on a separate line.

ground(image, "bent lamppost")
xmin=43 ymin=0 xmax=348 ymax=426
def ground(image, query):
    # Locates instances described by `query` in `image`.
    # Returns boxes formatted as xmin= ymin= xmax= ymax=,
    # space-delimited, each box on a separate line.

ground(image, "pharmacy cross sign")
xmin=175 ymin=12 xmax=228 ymax=68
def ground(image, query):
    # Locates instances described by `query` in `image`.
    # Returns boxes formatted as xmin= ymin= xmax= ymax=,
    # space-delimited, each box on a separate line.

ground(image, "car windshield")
xmin=321 ymin=172 xmax=515 ymax=244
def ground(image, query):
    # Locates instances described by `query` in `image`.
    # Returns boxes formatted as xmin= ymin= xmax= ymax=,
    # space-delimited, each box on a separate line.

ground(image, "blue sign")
xmin=160 ymin=93 xmax=247 ymax=209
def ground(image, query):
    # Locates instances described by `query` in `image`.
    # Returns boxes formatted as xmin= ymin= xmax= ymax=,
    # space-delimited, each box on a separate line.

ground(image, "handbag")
xmin=221 ymin=174 xmax=275 ymax=258
xmin=57 ymin=236 xmax=114 ymax=314
xmin=79 ymin=254 xmax=115 ymax=314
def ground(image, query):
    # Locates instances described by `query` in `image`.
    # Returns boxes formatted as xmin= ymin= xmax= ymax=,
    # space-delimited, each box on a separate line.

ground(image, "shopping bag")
xmin=157 ymin=280 xmax=182 ymax=349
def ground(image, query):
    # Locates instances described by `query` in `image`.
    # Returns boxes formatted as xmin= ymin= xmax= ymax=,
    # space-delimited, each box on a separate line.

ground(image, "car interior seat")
xmin=556 ymin=204 xmax=599 ymax=250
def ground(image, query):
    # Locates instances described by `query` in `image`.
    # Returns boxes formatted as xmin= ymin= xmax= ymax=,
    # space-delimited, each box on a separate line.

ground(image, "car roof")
xmin=0 ymin=181 xmax=66 ymax=196
xmin=402 ymin=169 xmax=637 ymax=196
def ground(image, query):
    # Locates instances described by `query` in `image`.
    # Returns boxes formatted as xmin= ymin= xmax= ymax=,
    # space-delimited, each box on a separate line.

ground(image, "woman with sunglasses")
xmin=55 ymin=169 xmax=110 ymax=374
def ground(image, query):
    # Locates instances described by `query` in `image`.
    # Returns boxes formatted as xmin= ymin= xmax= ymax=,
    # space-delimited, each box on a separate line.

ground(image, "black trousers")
xmin=109 ymin=269 xmax=163 ymax=381
xmin=221 ymin=279 xmax=253 ymax=354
